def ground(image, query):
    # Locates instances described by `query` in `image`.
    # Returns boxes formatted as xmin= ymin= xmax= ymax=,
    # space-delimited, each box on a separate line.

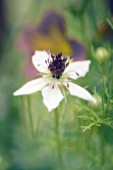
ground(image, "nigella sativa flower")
xmin=13 ymin=51 xmax=96 ymax=111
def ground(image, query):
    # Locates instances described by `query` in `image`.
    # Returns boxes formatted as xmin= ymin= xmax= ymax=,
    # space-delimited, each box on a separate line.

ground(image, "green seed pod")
xmin=94 ymin=47 xmax=110 ymax=63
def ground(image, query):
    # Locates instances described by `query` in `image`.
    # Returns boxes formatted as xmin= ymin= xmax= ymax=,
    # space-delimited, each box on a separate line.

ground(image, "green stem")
xmin=19 ymin=96 xmax=25 ymax=126
xmin=54 ymin=108 xmax=65 ymax=170
xmin=27 ymin=96 xmax=35 ymax=139
xmin=100 ymin=129 xmax=105 ymax=166
xmin=101 ymin=64 xmax=105 ymax=114
xmin=106 ymin=57 xmax=113 ymax=113
xmin=19 ymin=96 xmax=28 ymax=132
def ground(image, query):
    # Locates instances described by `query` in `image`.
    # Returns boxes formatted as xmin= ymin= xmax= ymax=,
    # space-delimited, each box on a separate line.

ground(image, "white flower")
xmin=13 ymin=50 xmax=96 ymax=112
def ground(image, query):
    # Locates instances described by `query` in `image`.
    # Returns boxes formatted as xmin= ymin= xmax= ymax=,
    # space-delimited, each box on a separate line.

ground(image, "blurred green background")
xmin=0 ymin=0 xmax=113 ymax=169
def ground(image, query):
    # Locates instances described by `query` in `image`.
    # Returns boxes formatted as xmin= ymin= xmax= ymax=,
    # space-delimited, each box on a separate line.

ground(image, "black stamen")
xmin=76 ymin=72 xmax=79 ymax=76
xmin=47 ymin=52 xmax=69 ymax=79
xmin=67 ymin=83 xmax=69 ymax=88
xmin=52 ymin=85 xmax=54 ymax=89
xmin=66 ymin=62 xmax=69 ymax=67
xmin=70 ymin=56 xmax=73 ymax=60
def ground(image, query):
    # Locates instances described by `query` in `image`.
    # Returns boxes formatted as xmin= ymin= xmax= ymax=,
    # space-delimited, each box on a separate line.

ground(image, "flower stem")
xmin=101 ymin=64 xmax=105 ymax=114
xmin=106 ymin=57 xmax=113 ymax=113
xmin=27 ymin=96 xmax=35 ymax=139
xmin=19 ymin=96 xmax=26 ymax=128
xmin=100 ymin=128 xmax=105 ymax=166
xmin=54 ymin=108 xmax=65 ymax=170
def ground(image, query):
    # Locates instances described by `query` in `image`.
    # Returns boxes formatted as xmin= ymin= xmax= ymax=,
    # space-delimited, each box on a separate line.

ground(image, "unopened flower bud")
xmin=94 ymin=47 xmax=110 ymax=63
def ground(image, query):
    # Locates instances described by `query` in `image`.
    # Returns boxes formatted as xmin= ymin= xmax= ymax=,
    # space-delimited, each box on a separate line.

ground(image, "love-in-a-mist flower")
xmin=13 ymin=51 xmax=96 ymax=111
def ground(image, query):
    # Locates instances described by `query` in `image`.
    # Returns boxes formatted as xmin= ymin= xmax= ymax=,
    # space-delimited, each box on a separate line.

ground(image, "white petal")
xmin=42 ymin=84 xmax=64 ymax=112
xmin=13 ymin=78 xmax=48 ymax=96
xmin=64 ymin=60 xmax=91 ymax=79
xmin=32 ymin=50 xmax=50 ymax=73
xmin=64 ymin=82 xmax=96 ymax=103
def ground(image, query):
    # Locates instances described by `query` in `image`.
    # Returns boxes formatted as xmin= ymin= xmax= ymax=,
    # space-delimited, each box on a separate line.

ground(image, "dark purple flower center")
xmin=46 ymin=52 xmax=69 ymax=79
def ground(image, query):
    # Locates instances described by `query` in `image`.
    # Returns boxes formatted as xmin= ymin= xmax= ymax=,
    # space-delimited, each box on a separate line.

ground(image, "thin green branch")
xmin=26 ymin=96 xmax=35 ymax=139
xmin=54 ymin=108 xmax=66 ymax=170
